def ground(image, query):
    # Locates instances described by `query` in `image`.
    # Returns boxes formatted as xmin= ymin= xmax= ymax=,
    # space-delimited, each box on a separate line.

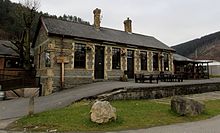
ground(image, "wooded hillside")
xmin=0 ymin=0 xmax=90 ymax=41
xmin=172 ymin=31 xmax=220 ymax=61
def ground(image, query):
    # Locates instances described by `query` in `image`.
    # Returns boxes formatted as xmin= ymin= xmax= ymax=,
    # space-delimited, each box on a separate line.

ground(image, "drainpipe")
xmin=61 ymin=60 xmax=64 ymax=89
xmin=60 ymin=36 xmax=64 ymax=89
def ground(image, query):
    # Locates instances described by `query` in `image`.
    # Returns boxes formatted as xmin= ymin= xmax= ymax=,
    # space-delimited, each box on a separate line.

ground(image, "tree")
xmin=1 ymin=0 xmax=90 ymax=70
xmin=21 ymin=0 xmax=40 ymax=70
xmin=11 ymin=0 xmax=40 ymax=70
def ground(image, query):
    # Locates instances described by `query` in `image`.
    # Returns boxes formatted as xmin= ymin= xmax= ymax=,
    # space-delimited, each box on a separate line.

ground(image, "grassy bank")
xmin=9 ymin=99 xmax=220 ymax=132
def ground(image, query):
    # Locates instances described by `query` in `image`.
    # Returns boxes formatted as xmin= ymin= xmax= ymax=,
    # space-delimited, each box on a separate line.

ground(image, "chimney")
xmin=124 ymin=17 xmax=132 ymax=33
xmin=93 ymin=8 xmax=101 ymax=30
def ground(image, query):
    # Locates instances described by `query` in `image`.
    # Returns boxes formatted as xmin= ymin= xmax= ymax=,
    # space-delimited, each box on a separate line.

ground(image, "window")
xmin=140 ymin=51 xmax=147 ymax=70
xmin=153 ymin=52 xmax=159 ymax=71
xmin=74 ymin=43 xmax=86 ymax=68
xmin=112 ymin=48 xmax=121 ymax=69
xmin=45 ymin=52 xmax=51 ymax=67
xmin=5 ymin=58 xmax=20 ymax=68
xmin=164 ymin=53 xmax=169 ymax=71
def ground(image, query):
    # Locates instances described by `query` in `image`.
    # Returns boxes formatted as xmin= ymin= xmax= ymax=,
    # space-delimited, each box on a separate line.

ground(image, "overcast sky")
xmin=10 ymin=0 xmax=220 ymax=46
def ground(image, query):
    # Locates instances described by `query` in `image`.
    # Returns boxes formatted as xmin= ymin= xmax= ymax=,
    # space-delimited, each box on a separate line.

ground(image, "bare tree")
xmin=6 ymin=0 xmax=40 ymax=70
xmin=20 ymin=0 xmax=40 ymax=70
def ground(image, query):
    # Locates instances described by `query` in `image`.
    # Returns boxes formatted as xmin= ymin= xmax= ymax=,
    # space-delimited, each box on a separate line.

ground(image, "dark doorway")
xmin=127 ymin=50 xmax=134 ymax=78
xmin=95 ymin=46 xmax=105 ymax=79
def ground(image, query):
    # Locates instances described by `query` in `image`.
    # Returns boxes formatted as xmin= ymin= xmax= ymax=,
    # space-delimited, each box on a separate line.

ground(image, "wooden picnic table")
xmin=160 ymin=72 xmax=183 ymax=82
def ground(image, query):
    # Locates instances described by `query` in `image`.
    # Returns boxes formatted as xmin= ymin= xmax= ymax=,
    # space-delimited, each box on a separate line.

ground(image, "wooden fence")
xmin=0 ymin=69 xmax=41 ymax=95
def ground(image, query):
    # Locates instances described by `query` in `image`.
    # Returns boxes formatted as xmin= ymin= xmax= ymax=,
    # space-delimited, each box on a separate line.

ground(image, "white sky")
xmin=10 ymin=0 xmax=220 ymax=46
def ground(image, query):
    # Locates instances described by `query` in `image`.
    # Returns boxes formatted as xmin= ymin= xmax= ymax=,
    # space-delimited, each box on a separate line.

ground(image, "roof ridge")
xmin=101 ymin=26 xmax=154 ymax=38
xmin=43 ymin=17 xmax=155 ymax=38
xmin=41 ymin=17 xmax=174 ymax=51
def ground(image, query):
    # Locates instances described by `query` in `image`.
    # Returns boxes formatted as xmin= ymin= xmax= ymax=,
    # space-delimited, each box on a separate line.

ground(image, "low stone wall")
xmin=53 ymin=77 xmax=93 ymax=90
xmin=96 ymin=83 xmax=220 ymax=101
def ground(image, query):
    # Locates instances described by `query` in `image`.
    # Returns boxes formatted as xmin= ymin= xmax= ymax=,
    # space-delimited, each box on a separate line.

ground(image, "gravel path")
xmin=107 ymin=115 xmax=220 ymax=133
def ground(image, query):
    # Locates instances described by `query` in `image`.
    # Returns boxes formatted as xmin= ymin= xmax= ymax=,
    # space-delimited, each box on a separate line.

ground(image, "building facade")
xmin=0 ymin=40 xmax=21 ymax=75
xmin=33 ymin=8 xmax=175 ymax=95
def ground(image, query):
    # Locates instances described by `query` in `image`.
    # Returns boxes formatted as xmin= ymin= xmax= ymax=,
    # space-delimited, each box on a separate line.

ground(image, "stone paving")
xmin=154 ymin=91 xmax=220 ymax=105
xmin=186 ymin=91 xmax=220 ymax=101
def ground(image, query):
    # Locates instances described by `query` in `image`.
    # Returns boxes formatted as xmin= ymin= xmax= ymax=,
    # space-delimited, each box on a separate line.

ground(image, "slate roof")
xmin=0 ymin=40 xmax=18 ymax=57
xmin=40 ymin=17 xmax=174 ymax=51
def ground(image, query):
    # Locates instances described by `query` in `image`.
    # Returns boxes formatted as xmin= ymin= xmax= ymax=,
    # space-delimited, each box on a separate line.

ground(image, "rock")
xmin=171 ymin=96 xmax=205 ymax=116
xmin=90 ymin=100 xmax=116 ymax=124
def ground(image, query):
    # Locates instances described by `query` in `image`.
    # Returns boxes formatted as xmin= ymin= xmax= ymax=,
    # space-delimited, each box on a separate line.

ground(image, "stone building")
xmin=33 ymin=8 xmax=175 ymax=95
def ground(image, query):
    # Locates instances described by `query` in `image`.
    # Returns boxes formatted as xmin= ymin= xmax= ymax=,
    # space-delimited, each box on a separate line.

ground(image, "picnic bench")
xmin=135 ymin=74 xmax=159 ymax=83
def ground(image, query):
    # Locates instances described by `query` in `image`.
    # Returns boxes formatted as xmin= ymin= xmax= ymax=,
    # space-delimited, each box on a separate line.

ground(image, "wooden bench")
xmin=135 ymin=74 xmax=159 ymax=83
xmin=134 ymin=74 xmax=143 ymax=83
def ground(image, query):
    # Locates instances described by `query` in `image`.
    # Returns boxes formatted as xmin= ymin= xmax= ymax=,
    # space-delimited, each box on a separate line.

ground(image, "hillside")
xmin=0 ymin=0 xmax=90 ymax=41
xmin=172 ymin=31 xmax=220 ymax=61
xmin=0 ymin=0 xmax=22 ymax=40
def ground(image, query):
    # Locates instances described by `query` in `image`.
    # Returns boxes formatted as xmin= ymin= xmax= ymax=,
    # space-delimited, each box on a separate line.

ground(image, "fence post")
xmin=28 ymin=96 xmax=34 ymax=116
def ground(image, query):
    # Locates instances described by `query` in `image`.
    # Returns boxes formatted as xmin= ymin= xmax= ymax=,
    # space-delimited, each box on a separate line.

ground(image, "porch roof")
xmin=173 ymin=54 xmax=194 ymax=62
xmin=0 ymin=40 xmax=18 ymax=57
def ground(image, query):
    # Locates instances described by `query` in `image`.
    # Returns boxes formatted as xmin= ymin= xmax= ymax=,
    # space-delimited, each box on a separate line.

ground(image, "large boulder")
xmin=90 ymin=100 xmax=116 ymax=124
xmin=171 ymin=96 xmax=205 ymax=116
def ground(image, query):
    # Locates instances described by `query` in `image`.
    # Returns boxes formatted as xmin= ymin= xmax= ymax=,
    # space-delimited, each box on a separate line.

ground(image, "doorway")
xmin=95 ymin=46 xmax=105 ymax=79
xmin=127 ymin=50 xmax=134 ymax=78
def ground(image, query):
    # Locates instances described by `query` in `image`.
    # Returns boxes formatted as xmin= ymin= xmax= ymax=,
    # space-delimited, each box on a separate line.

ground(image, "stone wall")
xmin=169 ymin=52 xmax=174 ymax=73
xmin=148 ymin=51 xmax=153 ymax=72
xmin=96 ymin=83 xmax=220 ymax=101
xmin=51 ymin=76 xmax=93 ymax=90
xmin=107 ymin=69 xmax=123 ymax=80
xmin=134 ymin=50 xmax=141 ymax=73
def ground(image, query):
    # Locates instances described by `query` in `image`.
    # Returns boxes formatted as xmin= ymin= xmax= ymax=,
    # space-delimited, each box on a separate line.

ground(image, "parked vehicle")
xmin=0 ymin=85 xmax=5 ymax=100
xmin=0 ymin=91 xmax=5 ymax=101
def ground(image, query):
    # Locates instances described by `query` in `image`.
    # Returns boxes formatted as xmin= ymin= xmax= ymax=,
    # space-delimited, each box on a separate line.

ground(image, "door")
xmin=95 ymin=46 xmax=105 ymax=79
xmin=127 ymin=50 xmax=134 ymax=78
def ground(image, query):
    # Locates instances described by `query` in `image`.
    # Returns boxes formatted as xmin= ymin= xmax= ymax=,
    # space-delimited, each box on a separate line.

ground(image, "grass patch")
xmin=9 ymin=99 xmax=220 ymax=132
xmin=210 ymin=75 xmax=220 ymax=78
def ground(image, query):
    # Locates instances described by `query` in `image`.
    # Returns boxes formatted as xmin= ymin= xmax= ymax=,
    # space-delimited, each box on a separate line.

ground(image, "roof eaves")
xmin=48 ymin=32 xmax=174 ymax=52
xmin=41 ymin=17 xmax=49 ymax=34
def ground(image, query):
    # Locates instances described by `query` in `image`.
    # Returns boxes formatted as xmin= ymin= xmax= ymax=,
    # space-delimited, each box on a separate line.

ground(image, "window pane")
xmin=164 ymin=53 xmax=169 ymax=71
xmin=45 ymin=52 xmax=51 ymax=67
xmin=153 ymin=53 xmax=159 ymax=71
xmin=112 ymin=48 xmax=121 ymax=69
xmin=74 ymin=43 xmax=86 ymax=68
xmin=141 ymin=51 xmax=147 ymax=70
xmin=5 ymin=58 xmax=20 ymax=68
